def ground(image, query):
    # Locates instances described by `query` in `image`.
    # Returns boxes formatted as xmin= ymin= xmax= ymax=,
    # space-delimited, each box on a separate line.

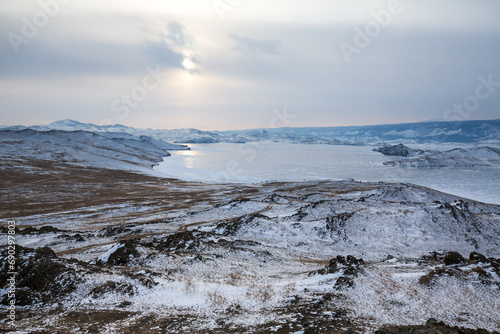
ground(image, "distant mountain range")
xmin=3 ymin=118 xmax=500 ymax=145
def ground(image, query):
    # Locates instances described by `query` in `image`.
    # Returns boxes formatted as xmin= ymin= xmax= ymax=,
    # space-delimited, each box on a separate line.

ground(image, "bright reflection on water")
xmin=173 ymin=149 xmax=203 ymax=168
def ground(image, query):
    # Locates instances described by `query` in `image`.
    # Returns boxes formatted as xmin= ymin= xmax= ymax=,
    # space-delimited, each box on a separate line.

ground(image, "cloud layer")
xmin=1 ymin=0 xmax=499 ymax=130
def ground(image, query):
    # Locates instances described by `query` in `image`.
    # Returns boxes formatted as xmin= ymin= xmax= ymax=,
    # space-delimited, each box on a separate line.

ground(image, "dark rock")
xmin=373 ymin=143 xmax=426 ymax=157
xmin=39 ymin=226 xmax=65 ymax=233
xmin=20 ymin=225 xmax=66 ymax=234
xmin=470 ymin=252 xmax=488 ymax=263
xmin=18 ymin=260 xmax=67 ymax=291
xmin=118 ymin=301 xmax=133 ymax=308
xmin=334 ymin=255 xmax=364 ymax=266
xmin=105 ymin=240 xmax=139 ymax=266
xmin=0 ymin=246 xmax=79 ymax=305
xmin=376 ymin=318 xmax=495 ymax=333
xmin=335 ymin=276 xmax=354 ymax=289
xmin=334 ymin=255 xmax=365 ymax=290
xmin=346 ymin=255 xmax=365 ymax=265
xmin=311 ymin=258 xmax=339 ymax=276
xmin=19 ymin=226 xmax=39 ymax=234
xmin=263 ymin=194 xmax=290 ymax=204
xmin=59 ymin=233 xmax=85 ymax=242
xmin=91 ymin=280 xmax=136 ymax=297
xmin=420 ymin=253 xmax=500 ymax=287
xmin=99 ymin=225 xmax=133 ymax=238
xmin=426 ymin=318 xmax=438 ymax=326
xmin=74 ymin=233 xmax=85 ymax=242
xmin=419 ymin=267 xmax=462 ymax=286
xmin=158 ymin=230 xmax=203 ymax=252
xmin=487 ymin=258 xmax=500 ymax=277
xmin=35 ymin=246 xmax=57 ymax=259
xmin=327 ymin=259 xmax=338 ymax=271
xmin=444 ymin=251 xmax=466 ymax=266
xmin=336 ymin=255 xmax=347 ymax=264
xmin=420 ymin=251 xmax=447 ymax=263
xmin=324 ymin=212 xmax=354 ymax=241
xmin=310 ymin=255 xmax=365 ymax=278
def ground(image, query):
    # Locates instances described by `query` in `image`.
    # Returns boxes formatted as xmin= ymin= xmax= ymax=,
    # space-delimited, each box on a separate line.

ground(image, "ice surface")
xmin=154 ymin=143 xmax=500 ymax=204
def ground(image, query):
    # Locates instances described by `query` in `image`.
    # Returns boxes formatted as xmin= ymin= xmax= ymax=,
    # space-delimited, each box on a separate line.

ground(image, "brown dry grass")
xmin=0 ymin=160 xmax=266 ymax=226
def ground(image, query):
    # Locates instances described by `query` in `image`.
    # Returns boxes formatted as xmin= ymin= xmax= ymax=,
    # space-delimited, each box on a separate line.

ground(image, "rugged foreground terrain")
xmin=1 ymin=158 xmax=500 ymax=333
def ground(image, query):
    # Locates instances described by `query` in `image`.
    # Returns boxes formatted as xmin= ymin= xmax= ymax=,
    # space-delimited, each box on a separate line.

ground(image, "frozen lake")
xmin=155 ymin=143 xmax=500 ymax=205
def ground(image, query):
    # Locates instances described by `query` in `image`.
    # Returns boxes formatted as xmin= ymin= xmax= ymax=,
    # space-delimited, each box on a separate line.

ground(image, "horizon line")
xmin=2 ymin=117 xmax=500 ymax=132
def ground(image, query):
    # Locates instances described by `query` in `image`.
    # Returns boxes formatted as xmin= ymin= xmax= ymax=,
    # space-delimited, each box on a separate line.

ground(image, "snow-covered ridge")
xmin=384 ymin=146 xmax=500 ymax=167
xmin=4 ymin=118 xmax=500 ymax=144
xmin=0 ymin=128 xmax=188 ymax=172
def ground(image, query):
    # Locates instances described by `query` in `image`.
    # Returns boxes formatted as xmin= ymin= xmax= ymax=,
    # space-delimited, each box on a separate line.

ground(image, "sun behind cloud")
xmin=182 ymin=58 xmax=195 ymax=70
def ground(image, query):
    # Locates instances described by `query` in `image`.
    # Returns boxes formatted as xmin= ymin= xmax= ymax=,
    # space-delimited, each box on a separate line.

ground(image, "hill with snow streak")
xmin=384 ymin=146 xmax=500 ymax=167
xmin=0 ymin=129 xmax=188 ymax=173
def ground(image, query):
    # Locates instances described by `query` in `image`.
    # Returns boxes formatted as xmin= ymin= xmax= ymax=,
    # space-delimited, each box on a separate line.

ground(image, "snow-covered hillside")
xmin=33 ymin=120 xmax=226 ymax=144
xmin=384 ymin=147 xmax=500 ymax=167
xmin=0 ymin=128 xmax=188 ymax=173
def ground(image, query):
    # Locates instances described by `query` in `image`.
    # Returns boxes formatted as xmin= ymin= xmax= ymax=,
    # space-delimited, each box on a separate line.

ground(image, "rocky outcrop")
xmin=310 ymin=255 xmax=365 ymax=290
xmin=373 ymin=143 xmax=428 ymax=157
xmin=0 ymin=246 xmax=79 ymax=305
xmin=419 ymin=251 xmax=500 ymax=287
xmin=374 ymin=318 xmax=499 ymax=334
xmin=96 ymin=240 xmax=140 ymax=266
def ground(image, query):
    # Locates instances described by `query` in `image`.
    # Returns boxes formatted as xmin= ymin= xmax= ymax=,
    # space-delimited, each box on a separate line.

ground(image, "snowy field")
xmin=2 ymin=174 xmax=500 ymax=333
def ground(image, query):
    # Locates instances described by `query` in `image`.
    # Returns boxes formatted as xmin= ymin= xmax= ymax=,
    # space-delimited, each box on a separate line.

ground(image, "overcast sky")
xmin=1 ymin=0 xmax=499 ymax=130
